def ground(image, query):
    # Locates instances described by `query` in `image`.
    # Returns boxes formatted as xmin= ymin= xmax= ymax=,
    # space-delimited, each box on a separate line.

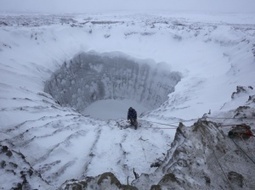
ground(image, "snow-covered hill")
xmin=0 ymin=13 xmax=255 ymax=189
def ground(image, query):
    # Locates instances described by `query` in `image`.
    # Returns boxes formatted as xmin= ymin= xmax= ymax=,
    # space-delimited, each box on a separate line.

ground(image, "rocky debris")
xmin=0 ymin=144 xmax=50 ymax=189
xmin=220 ymin=86 xmax=255 ymax=115
xmin=90 ymin=21 xmax=124 ymax=25
xmin=252 ymin=44 xmax=255 ymax=57
xmin=0 ymin=15 xmax=78 ymax=27
xmin=150 ymin=185 xmax=161 ymax=190
xmin=132 ymin=168 xmax=139 ymax=180
xmin=220 ymin=86 xmax=255 ymax=120
xmin=158 ymin=173 xmax=184 ymax=189
xmin=248 ymin=95 xmax=255 ymax=104
xmin=132 ymin=119 xmax=255 ymax=189
xmin=231 ymin=86 xmax=254 ymax=99
xmin=59 ymin=172 xmax=138 ymax=190
xmin=0 ymin=21 xmax=8 ymax=26
xmin=228 ymin=171 xmax=244 ymax=188
xmin=233 ymin=95 xmax=255 ymax=119
xmin=150 ymin=159 xmax=163 ymax=168
xmin=234 ymin=106 xmax=252 ymax=118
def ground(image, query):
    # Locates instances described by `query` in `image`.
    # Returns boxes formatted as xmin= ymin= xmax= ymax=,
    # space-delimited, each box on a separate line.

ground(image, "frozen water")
xmin=82 ymin=99 xmax=148 ymax=120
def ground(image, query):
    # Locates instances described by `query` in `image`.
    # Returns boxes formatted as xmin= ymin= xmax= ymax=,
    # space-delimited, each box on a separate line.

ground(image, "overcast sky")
xmin=0 ymin=0 xmax=255 ymax=14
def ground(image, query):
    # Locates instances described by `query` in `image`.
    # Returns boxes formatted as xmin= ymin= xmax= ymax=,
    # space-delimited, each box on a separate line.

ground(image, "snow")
xmin=0 ymin=12 xmax=255 ymax=189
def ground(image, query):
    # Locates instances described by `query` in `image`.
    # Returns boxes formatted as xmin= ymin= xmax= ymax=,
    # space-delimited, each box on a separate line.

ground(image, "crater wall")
xmin=45 ymin=52 xmax=181 ymax=112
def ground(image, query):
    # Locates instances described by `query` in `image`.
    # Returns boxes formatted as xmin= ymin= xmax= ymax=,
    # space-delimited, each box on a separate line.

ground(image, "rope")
xmin=213 ymin=126 xmax=255 ymax=174
xmin=212 ymin=150 xmax=234 ymax=190
xmin=231 ymin=138 xmax=255 ymax=165
xmin=140 ymin=116 xmax=254 ymax=129
xmin=139 ymin=118 xmax=198 ymax=128
xmin=141 ymin=115 xmax=254 ymax=188
xmin=206 ymin=117 xmax=255 ymax=120
xmin=218 ymin=124 xmax=247 ymax=128
xmin=197 ymin=126 xmax=234 ymax=190
xmin=150 ymin=127 xmax=177 ymax=130
xmin=142 ymin=126 xmax=177 ymax=130
xmin=146 ymin=121 xmax=179 ymax=127
xmin=118 ymin=115 xmax=254 ymax=131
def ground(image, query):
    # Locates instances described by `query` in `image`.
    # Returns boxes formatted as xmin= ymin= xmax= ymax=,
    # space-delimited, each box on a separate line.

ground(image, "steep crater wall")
xmin=45 ymin=52 xmax=181 ymax=113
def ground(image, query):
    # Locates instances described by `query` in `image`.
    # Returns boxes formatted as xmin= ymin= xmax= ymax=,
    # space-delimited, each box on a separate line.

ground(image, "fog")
xmin=1 ymin=0 xmax=255 ymax=14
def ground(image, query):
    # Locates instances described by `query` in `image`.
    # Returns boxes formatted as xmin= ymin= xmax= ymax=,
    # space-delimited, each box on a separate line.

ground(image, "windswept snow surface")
xmin=0 ymin=12 xmax=255 ymax=189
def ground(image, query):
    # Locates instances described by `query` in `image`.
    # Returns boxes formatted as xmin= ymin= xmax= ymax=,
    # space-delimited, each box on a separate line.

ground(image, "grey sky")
xmin=0 ymin=0 xmax=254 ymax=13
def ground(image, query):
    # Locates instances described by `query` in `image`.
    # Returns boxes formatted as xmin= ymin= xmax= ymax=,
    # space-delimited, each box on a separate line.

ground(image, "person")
xmin=127 ymin=107 xmax=138 ymax=129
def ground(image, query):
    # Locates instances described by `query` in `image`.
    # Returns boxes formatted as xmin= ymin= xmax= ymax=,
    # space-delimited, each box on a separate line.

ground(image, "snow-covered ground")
xmin=0 ymin=12 xmax=255 ymax=189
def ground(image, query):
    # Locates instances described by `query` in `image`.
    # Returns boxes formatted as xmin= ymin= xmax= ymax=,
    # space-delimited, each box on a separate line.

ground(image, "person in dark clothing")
xmin=127 ymin=107 xmax=138 ymax=129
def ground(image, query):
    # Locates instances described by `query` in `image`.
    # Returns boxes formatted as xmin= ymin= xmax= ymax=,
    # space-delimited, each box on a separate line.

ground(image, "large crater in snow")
xmin=45 ymin=52 xmax=181 ymax=119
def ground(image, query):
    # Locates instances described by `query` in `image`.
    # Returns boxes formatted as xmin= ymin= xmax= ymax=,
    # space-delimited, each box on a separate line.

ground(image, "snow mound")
xmin=60 ymin=172 xmax=138 ymax=190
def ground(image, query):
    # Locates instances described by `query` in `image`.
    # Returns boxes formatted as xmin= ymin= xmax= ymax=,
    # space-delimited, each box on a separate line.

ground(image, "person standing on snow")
xmin=127 ymin=107 xmax=138 ymax=129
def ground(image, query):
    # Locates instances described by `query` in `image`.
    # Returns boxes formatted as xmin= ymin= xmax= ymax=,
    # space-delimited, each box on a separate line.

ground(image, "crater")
xmin=44 ymin=52 xmax=181 ymax=119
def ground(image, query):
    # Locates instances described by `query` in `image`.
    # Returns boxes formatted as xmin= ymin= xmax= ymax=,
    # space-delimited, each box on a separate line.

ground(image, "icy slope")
xmin=0 ymin=13 xmax=255 ymax=189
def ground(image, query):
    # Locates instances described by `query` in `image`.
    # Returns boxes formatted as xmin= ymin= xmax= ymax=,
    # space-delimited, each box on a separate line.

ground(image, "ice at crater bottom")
xmin=45 ymin=52 xmax=182 ymax=118
xmin=82 ymin=99 xmax=148 ymax=120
